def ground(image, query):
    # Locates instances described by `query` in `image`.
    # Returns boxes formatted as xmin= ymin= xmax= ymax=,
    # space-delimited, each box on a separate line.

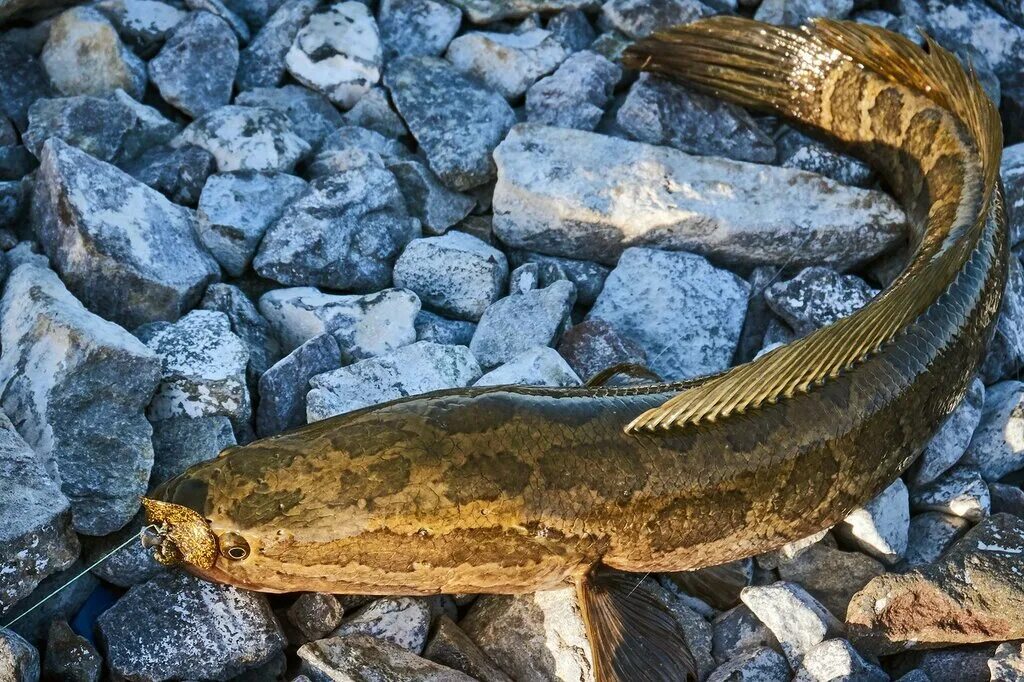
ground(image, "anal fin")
xmin=576 ymin=568 xmax=697 ymax=682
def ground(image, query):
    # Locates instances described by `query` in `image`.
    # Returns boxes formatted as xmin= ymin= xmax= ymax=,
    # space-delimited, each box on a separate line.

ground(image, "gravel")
xmin=149 ymin=11 xmax=239 ymax=118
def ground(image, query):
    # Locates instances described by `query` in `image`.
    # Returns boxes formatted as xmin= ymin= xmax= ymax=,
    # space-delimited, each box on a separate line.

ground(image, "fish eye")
xmin=219 ymin=532 xmax=250 ymax=560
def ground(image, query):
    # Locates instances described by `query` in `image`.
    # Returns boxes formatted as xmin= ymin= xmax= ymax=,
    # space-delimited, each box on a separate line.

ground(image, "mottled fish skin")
xmin=151 ymin=19 xmax=1007 ymax=596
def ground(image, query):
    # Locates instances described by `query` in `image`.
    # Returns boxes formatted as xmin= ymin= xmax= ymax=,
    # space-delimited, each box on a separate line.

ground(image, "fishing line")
xmin=2 ymin=526 xmax=156 ymax=630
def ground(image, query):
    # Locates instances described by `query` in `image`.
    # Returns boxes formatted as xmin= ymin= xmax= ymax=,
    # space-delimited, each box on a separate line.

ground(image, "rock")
xmin=122 ymin=144 xmax=216 ymax=206
xmin=385 ymin=56 xmax=516 ymax=190
xmin=299 ymin=634 xmax=476 ymax=681
xmin=379 ymin=0 xmax=462 ymax=61
xmin=446 ymin=0 xmax=597 ymax=23
xmin=423 ymin=616 xmax=512 ymax=682
xmin=475 ymin=346 xmax=582 ymax=387
xmin=775 ymin=542 xmax=886 ymax=619
xmin=83 ymin=512 xmax=164 ymax=588
xmin=150 ymin=414 xmax=236 ymax=484
xmin=600 ymin=0 xmax=714 ymax=39
xmin=197 ymin=170 xmax=308 ymax=276
xmin=288 ymin=593 xmax=345 ymax=643
xmin=0 ymin=41 xmax=52 ymax=134
xmin=991 ymin=482 xmax=1024 ymax=516
xmin=43 ymin=620 xmax=101 ymax=682
xmin=393 ymin=232 xmax=508 ymax=321
xmin=415 ymin=311 xmax=476 ymax=346
xmin=149 ymin=11 xmax=238 ymax=117
xmin=982 ymin=254 xmax=1024 ymax=383
xmin=185 ymin=0 xmax=250 ymax=42
xmin=0 ymin=265 xmax=161 ymax=535
xmin=32 ymin=139 xmax=220 ymax=327
xmin=764 ymin=267 xmax=879 ymax=337
xmin=144 ymin=310 xmax=252 ymax=429
xmin=640 ymin=576 xmax=718 ymax=679
xmin=836 ymin=479 xmax=910 ymax=565
xmin=94 ymin=0 xmax=187 ymax=55
xmin=904 ymin=511 xmax=972 ymax=568
xmin=547 ymin=9 xmax=595 ymax=52
xmin=285 ymin=1 xmax=381 ymax=108
xmin=235 ymin=85 xmax=343 ymax=148
xmin=259 ymin=286 xmax=419 ymax=357
xmin=0 ymin=411 xmax=78 ymax=616
xmin=307 ymin=125 xmax=411 ymax=177
xmin=306 ymin=341 xmax=481 ymax=420
xmin=23 ymin=92 xmax=178 ymax=164
xmin=777 ymin=126 xmax=873 ymax=188
xmin=910 ymin=466 xmax=991 ymax=522
xmin=508 ymin=250 xmax=609 ymax=307
xmin=793 ymin=638 xmax=887 ymax=682
xmin=963 ymin=380 xmax=1024 ymax=482
xmin=237 ymin=0 xmax=318 ymax=91
xmin=446 ymin=29 xmax=568 ymax=101
xmin=4 ymin=559 xmax=98 ymax=644
xmin=755 ymin=0 xmax=853 ymax=25
xmin=42 ymin=7 xmax=146 ymax=99
xmin=740 ymin=581 xmax=843 ymax=667
xmin=174 ymin=105 xmax=310 ymax=172
xmin=341 ymin=86 xmax=408 ymax=139
xmin=0 ymin=629 xmax=38 ymax=682
xmin=526 ymin=50 xmax=620 ymax=131
xmin=200 ymin=283 xmax=282 ymax=385
xmin=587 ymin=247 xmax=748 ymax=380
xmin=848 ymin=513 xmax=1024 ymax=654
xmin=254 ymin=166 xmax=418 ymax=290
xmin=469 ymin=280 xmax=576 ymax=369
xmin=711 ymin=605 xmax=780 ymax=665
xmin=387 ymin=159 xmax=476 ymax=235
xmin=991 ymin=641 xmax=1024 ymax=682
xmin=707 ymin=646 xmax=790 ymax=682
xmin=908 ymin=377 xmax=985 ymax=488
xmin=493 ymin=124 xmax=906 ymax=270
xmin=331 ymin=597 xmax=432 ymax=654
xmin=98 ymin=570 xmax=286 ymax=681
xmin=1003 ymin=143 xmax=1024 ymax=246
xmin=893 ymin=644 xmax=997 ymax=682
xmin=257 ymin=332 xmax=341 ymax=436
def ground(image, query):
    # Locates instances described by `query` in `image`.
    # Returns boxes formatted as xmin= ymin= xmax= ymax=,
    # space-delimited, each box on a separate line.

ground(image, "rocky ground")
xmin=0 ymin=0 xmax=1023 ymax=680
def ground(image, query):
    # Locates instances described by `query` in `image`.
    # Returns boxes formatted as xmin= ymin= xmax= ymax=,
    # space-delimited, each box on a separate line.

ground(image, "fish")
xmin=143 ymin=17 xmax=1006 ymax=682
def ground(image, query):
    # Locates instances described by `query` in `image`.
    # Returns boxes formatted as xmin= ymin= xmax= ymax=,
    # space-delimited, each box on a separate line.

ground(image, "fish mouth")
xmin=140 ymin=498 xmax=219 ymax=570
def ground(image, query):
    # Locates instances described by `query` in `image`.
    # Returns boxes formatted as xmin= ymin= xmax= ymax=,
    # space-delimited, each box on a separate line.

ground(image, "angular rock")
xmin=446 ymin=0 xmax=597 ymax=23
xmin=600 ymin=0 xmax=714 ymax=39
xmin=235 ymin=85 xmax=343 ymax=148
xmin=848 ymin=513 xmax=1024 ymax=654
xmin=526 ymin=50 xmax=620 ymax=131
xmin=259 ymin=287 xmax=419 ymax=356
xmin=708 ymin=646 xmax=790 ymax=682
xmin=42 ymin=6 xmax=146 ymax=99
xmin=775 ymin=541 xmax=886 ymax=619
xmin=98 ymin=570 xmax=286 ymax=681
xmin=43 ymin=620 xmax=101 ymax=682
xmin=122 ymin=143 xmax=216 ymax=206
xmin=904 ymin=511 xmax=972 ymax=568
xmin=983 ymin=254 xmax=1024 ymax=383
xmin=341 ymin=86 xmax=408 ymax=139
xmin=910 ymin=466 xmax=991 ymax=522
xmin=332 ymin=597 xmax=432 ymax=654
xmin=150 ymin=11 xmax=238 ymax=117
xmin=95 ymin=0 xmax=187 ymax=55
xmin=299 ymin=634 xmax=475 ymax=681
xmin=308 ymin=124 xmax=411 ymax=177
xmin=174 ymin=105 xmax=310 ymax=172
xmin=4 ymin=559 xmax=98 ymax=644
xmin=0 ymin=629 xmax=38 ymax=682
xmin=83 ymin=510 xmax=164 ymax=588
xmin=963 ymin=380 xmax=1024 ymax=482
xmin=493 ymin=124 xmax=907 ymax=270
xmin=991 ymin=641 xmax=1024 ymax=682
xmin=446 ymin=28 xmax=568 ymax=101
xmin=200 ymin=283 xmax=282 ymax=385
xmin=793 ymin=638 xmax=887 ymax=682
xmin=257 ymin=332 xmax=341 ymax=436
xmin=991 ymin=482 xmax=1024 ymax=516
xmin=508 ymin=250 xmax=609 ymax=307
xmin=470 ymin=280 xmax=576 ymax=369
xmin=423 ymin=615 xmax=512 ymax=682
xmin=0 ymin=265 xmax=161 ymax=535
xmin=547 ymin=9 xmax=595 ymax=52
xmin=0 ymin=411 xmax=78 ymax=616
xmin=197 ymin=170 xmax=308 ymax=276
xmin=254 ymin=166 xmax=418 ymax=290
xmin=379 ymin=0 xmax=463 ymax=61
xmin=778 ymin=126 xmax=873 ymax=188
xmin=288 ymin=593 xmax=345 ymax=644
xmin=150 ymin=414 xmax=236 ymax=485
xmin=387 ymin=159 xmax=476 ymax=235
xmin=306 ymin=341 xmax=481 ymax=420
xmin=1003 ymin=143 xmax=1024 ymax=247
xmin=285 ymin=2 xmax=382 ymax=108
xmin=415 ymin=311 xmax=476 ymax=346
xmin=711 ymin=605 xmax=780 ymax=665
xmin=741 ymin=581 xmax=843 ymax=667
xmin=394 ymin=232 xmax=508 ymax=321
xmin=475 ymin=346 xmax=582 ymax=387
xmin=755 ymin=0 xmax=854 ymax=25
xmin=237 ymin=0 xmax=318 ymax=91
xmin=385 ymin=56 xmax=516 ymax=190
xmin=908 ymin=377 xmax=985 ymax=488
xmin=0 ymin=40 xmax=52 ymax=134
xmin=893 ymin=644 xmax=997 ymax=682
xmin=185 ymin=0 xmax=250 ymax=42
xmin=588 ymin=247 xmax=748 ymax=380
xmin=836 ymin=479 xmax=910 ymax=565
xmin=764 ymin=266 xmax=878 ymax=337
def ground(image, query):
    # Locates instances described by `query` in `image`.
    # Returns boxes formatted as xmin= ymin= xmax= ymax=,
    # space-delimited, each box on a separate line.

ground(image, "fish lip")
xmin=140 ymin=497 xmax=219 ymax=570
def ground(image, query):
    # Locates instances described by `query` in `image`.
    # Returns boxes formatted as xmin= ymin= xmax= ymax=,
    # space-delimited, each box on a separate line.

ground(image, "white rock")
xmin=793 ymin=638 xmax=887 ymax=682
xmin=990 ymin=641 xmax=1024 ymax=682
xmin=474 ymin=347 xmax=582 ymax=387
xmin=740 ymin=581 xmax=843 ymax=667
xmin=286 ymin=1 xmax=382 ymax=108
xmin=836 ymin=479 xmax=910 ymax=565
xmin=962 ymin=380 xmax=1024 ymax=482
xmin=331 ymin=597 xmax=432 ymax=654
xmin=299 ymin=634 xmax=475 ymax=681
xmin=446 ymin=29 xmax=568 ymax=100
xmin=173 ymin=106 xmax=310 ymax=173
xmin=908 ymin=377 xmax=984 ymax=487
xmin=492 ymin=124 xmax=906 ymax=270
xmin=909 ymin=466 xmax=991 ymax=522
xmin=904 ymin=512 xmax=972 ymax=567
xmin=707 ymin=646 xmax=790 ymax=682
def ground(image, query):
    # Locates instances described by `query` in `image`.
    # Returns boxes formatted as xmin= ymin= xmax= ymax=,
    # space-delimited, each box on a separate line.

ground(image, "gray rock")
xmin=197 ymin=170 xmax=308 ymax=276
xmin=299 ymin=634 xmax=476 ymax=682
xmin=793 ymin=639 xmax=887 ymax=682
xmin=0 ymin=411 xmax=78 ymax=617
xmin=600 ymin=0 xmax=713 ymax=38
xmin=332 ymin=597 xmax=432 ymax=654
xmin=493 ymin=124 xmax=907 ymax=270
xmin=963 ymin=380 xmax=1024 ymax=482
xmin=981 ymin=253 xmax=1024 ymax=383
xmin=894 ymin=645 xmax=996 ymax=682
xmin=0 ymin=629 xmax=38 ymax=682
xmin=991 ymin=482 xmax=1024 ymax=516
xmin=1003 ymin=143 xmax=1024 ymax=247
xmin=708 ymin=646 xmax=790 ymax=682
xmin=149 ymin=11 xmax=239 ymax=118
xmin=257 ymin=332 xmax=340 ymax=436
xmin=909 ymin=465 xmax=991 ymax=522
xmin=285 ymin=2 xmax=382 ymax=108
xmin=387 ymin=159 xmax=476 ymax=235
xmin=446 ymin=0 xmax=597 ymax=23
xmin=185 ymin=0 xmax=250 ymax=42
xmin=174 ymin=105 xmax=310 ymax=172
xmin=741 ymin=581 xmax=843 ymax=667
xmin=423 ymin=615 xmax=512 ymax=682
xmin=385 ymin=56 xmax=516 ymax=190
xmin=221 ymin=0 xmax=287 ymax=29
xmin=255 ymin=166 xmax=418 ymax=290
xmin=42 ymin=6 xmax=146 ymax=99
xmin=475 ymin=346 xmax=581 ymax=387
xmin=775 ymin=541 xmax=886 ymax=619
xmin=547 ymin=9 xmax=595 ymax=52
xmin=617 ymin=73 xmax=776 ymax=164
xmin=755 ymin=0 xmax=853 ymax=25
xmin=379 ymin=0 xmax=462 ymax=61
xmin=394 ymin=232 xmax=508 ymax=321
xmin=526 ymin=50 xmax=620 ymax=131
xmin=711 ymin=605 xmax=780 ymax=665
xmin=122 ymin=143 xmax=217 ymax=206
xmin=0 ymin=180 xmax=27 ymax=232
xmin=98 ymin=570 xmax=286 ymax=681
xmin=237 ymin=0 xmax=318 ymax=91
xmin=144 ymin=309 xmax=252 ymax=429
xmin=235 ymin=85 xmax=343 ymax=148
xmin=777 ymin=126 xmax=873 ymax=187
xmin=470 ymin=279 xmax=576 ymax=369
xmin=4 ymin=559 xmax=98 ymax=645
xmin=446 ymin=28 xmax=568 ymax=101
xmin=150 ymin=414 xmax=236 ymax=485
xmin=306 ymin=341 xmax=481 ymax=420
xmin=588 ymin=247 xmax=748 ymax=380
xmin=32 ymin=139 xmax=220 ymax=327
xmin=308 ymin=125 xmax=411 ymax=177
xmin=341 ymin=86 xmax=408 ymax=139
xmin=991 ymin=641 xmax=1024 ymax=682
xmin=200 ymin=283 xmax=282 ymax=385
xmin=43 ymin=620 xmax=101 ymax=682
xmin=508 ymin=250 xmax=609 ymax=307
xmin=0 ymin=40 xmax=52 ymax=134
xmin=764 ymin=266 xmax=879 ymax=337
xmin=95 ymin=0 xmax=187 ymax=55
xmin=836 ymin=478 xmax=910 ymax=565
xmin=0 ymin=265 xmax=161 ymax=535
xmin=82 ymin=510 xmax=164 ymax=588
xmin=259 ymin=286 xmax=419 ymax=356
xmin=415 ymin=311 xmax=476 ymax=346
xmin=908 ymin=377 xmax=985 ymax=488
xmin=904 ymin=511 xmax=972 ymax=568
xmin=288 ymin=593 xmax=345 ymax=644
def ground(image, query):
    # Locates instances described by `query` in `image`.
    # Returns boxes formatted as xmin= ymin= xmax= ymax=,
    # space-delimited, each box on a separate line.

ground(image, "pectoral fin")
xmin=585 ymin=363 xmax=662 ymax=388
xmin=576 ymin=568 xmax=697 ymax=682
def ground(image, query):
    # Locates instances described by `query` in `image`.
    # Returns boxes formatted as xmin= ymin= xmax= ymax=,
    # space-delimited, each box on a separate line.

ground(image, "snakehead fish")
xmin=143 ymin=17 xmax=1006 ymax=681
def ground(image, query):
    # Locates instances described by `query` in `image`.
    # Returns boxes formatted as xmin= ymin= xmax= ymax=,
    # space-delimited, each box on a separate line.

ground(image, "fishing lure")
xmin=144 ymin=17 xmax=1006 ymax=681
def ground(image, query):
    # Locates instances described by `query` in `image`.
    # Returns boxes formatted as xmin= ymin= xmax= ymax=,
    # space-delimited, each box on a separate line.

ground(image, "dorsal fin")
xmin=622 ymin=18 xmax=1002 ymax=433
